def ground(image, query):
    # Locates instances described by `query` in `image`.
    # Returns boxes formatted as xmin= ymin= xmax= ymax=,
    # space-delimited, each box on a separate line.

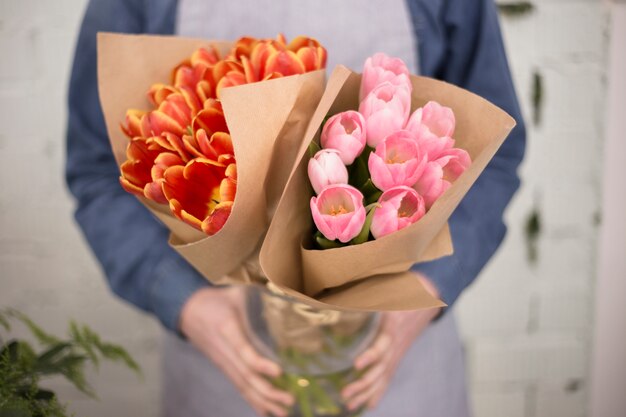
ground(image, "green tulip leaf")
xmin=351 ymin=204 xmax=378 ymax=245
xmin=348 ymin=153 xmax=369 ymax=189
xmin=308 ymin=140 xmax=321 ymax=158
xmin=315 ymin=235 xmax=345 ymax=250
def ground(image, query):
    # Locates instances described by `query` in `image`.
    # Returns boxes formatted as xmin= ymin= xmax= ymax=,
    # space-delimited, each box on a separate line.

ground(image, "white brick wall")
xmin=457 ymin=1 xmax=610 ymax=416
xmin=0 ymin=1 xmax=611 ymax=416
xmin=0 ymin=2 xmax=161 ymax=416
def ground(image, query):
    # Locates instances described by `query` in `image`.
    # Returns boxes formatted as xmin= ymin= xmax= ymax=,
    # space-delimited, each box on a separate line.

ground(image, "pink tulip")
xmin=368 ymin=130 xmax=426 ymax=191
xmin=359 ymin=82 xmax=411 ymax=148
xmin=310 ymin=184 xmax=366 ymax=243
xmin=409 ymin=123 xmax=453 ymax=159
xmin=436 ymin=147 xmax=471 ymax=181
xmin=359 ymin=52 xmax=412 ymax=101
xmin=308 ymin=149 xmax=349 ymax=195
xmin=406 ymin=101 xmax=456 ymax=138
xmin=371 ymin=186 xmax=425 ymax=239
xmin=411 ymin=124 xmax=471 ymax=181
xmin=320 ymin=111 xmax=367 ymax=165
xmin=413 ymin=162 xmax=451 ymax=208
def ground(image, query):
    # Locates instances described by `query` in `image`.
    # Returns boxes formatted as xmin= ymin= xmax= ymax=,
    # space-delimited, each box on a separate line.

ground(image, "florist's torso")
xmin=176 ymin=0 xmax=419 ymax=74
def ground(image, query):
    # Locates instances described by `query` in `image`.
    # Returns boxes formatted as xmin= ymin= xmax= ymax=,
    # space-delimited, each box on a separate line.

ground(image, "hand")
xmin=179 ymin=286 xmax=294 ymax=417
xmin=341 ymin=276 xmax=441 ymax=412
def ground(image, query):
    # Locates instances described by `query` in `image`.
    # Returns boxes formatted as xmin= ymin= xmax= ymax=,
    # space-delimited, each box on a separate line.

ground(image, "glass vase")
xmin=244 ymin=284 xmax=380 ymax=417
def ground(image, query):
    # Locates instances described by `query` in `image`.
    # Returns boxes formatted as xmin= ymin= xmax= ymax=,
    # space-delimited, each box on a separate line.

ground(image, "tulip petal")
xmin=119 ymin=139 xmax=164 ymax=199
xmin=192 ymin=107 xmax=228 ymax=137
xmin=265 ymin=50 xmax=306 ymax=77
xmin=296 ymin=47 xmax=319 ymax=73
xmin=147 ymin=83 xmax=177 ymax=106
xmin=216 ymin=71 xmax=247 ymax=97
xmin=121 ymin=109 xmax=145 ymax=139
xmin=229 ymin=37 xmax=258 ymax=60
xmin=191 ymin=46 xmax=220 ymax=67
xmin=201 ymin=202 xmax=233 ymax=235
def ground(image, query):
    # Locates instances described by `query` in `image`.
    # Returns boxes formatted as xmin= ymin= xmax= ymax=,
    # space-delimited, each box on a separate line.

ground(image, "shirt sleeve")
xmin=409 ymin=0 xmax=527 ymax=307
xmin=65 ymin=0 xmax=209 ymax=333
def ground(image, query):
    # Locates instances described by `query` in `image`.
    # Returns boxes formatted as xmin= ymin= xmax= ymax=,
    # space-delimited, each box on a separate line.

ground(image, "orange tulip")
xmin=141 ymin=93 xmax=193 ymax=138
xmin=162 ymin=158 xmax=231 ymax=234
xmin=228 ymin=36 xmax=260 ymax=60
xmin=247 ymin=36 xmax=326 ymax=82
xmin=147 ymin=83 xmax=178 ymax=106
xmin=191 ymin=46 xmax=221 ymax=68
xmin=201 ymin=202 xmax=233 ymax=235
xmin=145 ymin=152 xmax=185 ymax=203
xmin=264 ymin=50 xmax=306 ymax=77
xmin=249 ymin=40 xmax=280 ymax=80
xmin=296 ymin=46 xmax=327 ymax=72
xmin=202 ymin=163 xmax=237 ymax=235
xmin=119 ymin=138 xmax=173 ymax=203
xmin=148 ymin=132 xmax=191 ymax=162
xmin=121 ymin=109 xmax=146 ymax=139
xmin=183 ymin=101 xmax=234 ymax=163
xmin=173 ymin=66 xmax=214 ymax=106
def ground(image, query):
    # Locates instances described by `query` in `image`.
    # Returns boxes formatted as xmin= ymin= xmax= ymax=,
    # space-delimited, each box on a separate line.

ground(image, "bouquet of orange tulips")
xmin=99 ymin=33 xmax=327 ymax=285
xmin=116 ymin=34 xmax=327 ymax=236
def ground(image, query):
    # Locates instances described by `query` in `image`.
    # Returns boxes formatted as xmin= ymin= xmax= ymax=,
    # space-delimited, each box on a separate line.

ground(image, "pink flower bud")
xmin=406 ymin=101 xmax=456 ymax=138
xmin=320 ymin=111 xmax=367 ymax=165
xmin=413 ymin=162 xmax=451 ymax=208
xmin=411 ymin=124 xmax=471 ymax=184
xmin=310 ymin=184 xmax=366 ymax=243
xmin=359 ymin=53 xmax=412 ymax=101
xmin=308 ymin=149 xmax=349 ymax=195
xmin=368 ymin=130 xmax=426 ymax=191
xmin=371 ymin=186 xmax=425 ymax=239
xmin=359 ymin=82 xmax=411 ymax=148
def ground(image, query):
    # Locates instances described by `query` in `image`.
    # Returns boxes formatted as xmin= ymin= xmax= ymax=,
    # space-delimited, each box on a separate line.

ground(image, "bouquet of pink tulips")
xmin=308 ymin=53 xmax=471 ymax=247
xmin=260 ymin=54 xmax=515 ymax=309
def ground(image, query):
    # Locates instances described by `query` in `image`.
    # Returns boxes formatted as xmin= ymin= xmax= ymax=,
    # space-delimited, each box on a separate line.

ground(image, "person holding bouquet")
xmin=66 ymin=0 xmax=525 ymax=416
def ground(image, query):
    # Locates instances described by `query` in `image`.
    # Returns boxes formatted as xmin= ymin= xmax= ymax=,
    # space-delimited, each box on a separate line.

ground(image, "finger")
xmin=354 ymin=332 xmax=391 ymax=370
xmin=367 ymin=386 xmax=386 ymax=410
xmin=341 ymin=360 xmax=387 ymax=400
xmin=347 ymin=373 xmax=389 ymax=411
xmin=246 ymin=372 xmax=295 ymax=407
xmin=218 ymin=320 xmax=294 ymax=407
xmin=241 ymin=387 xmax=289 ymax=417
xmin=212 ymin=343 xmax=293 ymax=413
xmin=219 ymin=318 xmax=282 ymax=377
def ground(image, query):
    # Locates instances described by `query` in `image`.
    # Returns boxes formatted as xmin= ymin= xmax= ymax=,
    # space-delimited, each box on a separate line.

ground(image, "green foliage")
xmin=497 ymin=2 xmax=534 ymax=17
xmin=308 ymin=140 xmax=322 ymax=159
xmin=0 ymin=309 xmax=141 ymax=417
xmin=524 ymin=207 xmax=542 ymax=265
xmin=531 ymin=71 xmax=544 ymax=126
xmin=350 ymin=203 xmax=378 ymax=245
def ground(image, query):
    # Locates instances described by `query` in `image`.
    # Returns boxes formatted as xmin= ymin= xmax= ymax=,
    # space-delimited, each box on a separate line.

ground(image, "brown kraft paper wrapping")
xmin=259 ymin=65 xmax=516 ymax=312
xmin=97 ymin=33 xmax=325 ymax=285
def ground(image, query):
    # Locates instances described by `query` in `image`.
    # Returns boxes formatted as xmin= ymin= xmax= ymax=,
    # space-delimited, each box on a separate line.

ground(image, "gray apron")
xmin=162 ymin=1 xmax=470 ymax=415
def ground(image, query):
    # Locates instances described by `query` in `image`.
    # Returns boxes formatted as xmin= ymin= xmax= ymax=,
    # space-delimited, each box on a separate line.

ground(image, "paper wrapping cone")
xmin=97 ymin=33 xmax=325 ymax=285
xmin=259 ymin=66 xmax=516 ymax=311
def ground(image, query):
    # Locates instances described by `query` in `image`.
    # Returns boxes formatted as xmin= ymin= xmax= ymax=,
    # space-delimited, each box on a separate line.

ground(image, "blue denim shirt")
xmin=66 ymin=0 xmax=526 ymax=333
